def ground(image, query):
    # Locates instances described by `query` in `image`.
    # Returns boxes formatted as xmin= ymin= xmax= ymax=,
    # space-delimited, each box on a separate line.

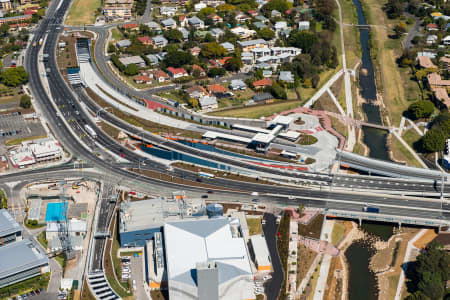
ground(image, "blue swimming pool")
xmin=45 ymin=202 xmax=68 ymax=222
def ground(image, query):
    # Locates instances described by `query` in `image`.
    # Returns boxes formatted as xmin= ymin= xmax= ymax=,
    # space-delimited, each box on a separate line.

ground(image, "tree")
xmin=422 ymin=129 xmax=445 ymax=152
xmin=217 ymin=3 xmax=236 ymax=13
xmin=20 ymin=94 xmax=31 ymax=109
xmin=0 ymin=66 xmax=28 ymax=87
xmin=311 ymin=74 xmax=320 ymax=88
xmin=108 ymin=43 xmax=117 ymax=54
xmin=224 ymin=56 xmax=242 ymax=72
xmin=271 ymin=82 xmax=287 ymax=99
xmin=262 ymin=0 xmax=292 ymax=15
xmin=201 ymin=42 xmax=226 ymax=58
xmin=394 ymin=23 xmax=407 ymax=38
xmin=287 ymin=30 xmax=318 ymax=53
xmin=124 ymin=64 xmax=139 ymax=76
xmin=111 ymin=54 xmax=125 ymax=72
xmin=163 ymin=50 xmax=194 ymax=67
xmin=208 ymin=67 xmax=226 ymax=77
xmin=407 ymin=101 xmax=434 ymax=120
xmin=198 ymin=7 xmax=216 ymax=19
xmin=385 ymin=0 xmax=403 ymax=18
xmin=188 ymin=98 xmax=199 ymax=109
xmin=163 ymin=29 xmax=183 ymax=43
xmin=257 ymin=27 xmax=275 ymax=40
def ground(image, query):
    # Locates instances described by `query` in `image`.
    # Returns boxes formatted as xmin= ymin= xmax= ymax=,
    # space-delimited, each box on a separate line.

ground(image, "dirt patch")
xmin=296 ymin=244 xmax=317 ymax=289
xmin=298 ymin=214 xmax=324 ymax=239
xmin=413 ymin=229 xmax=437 ymax=250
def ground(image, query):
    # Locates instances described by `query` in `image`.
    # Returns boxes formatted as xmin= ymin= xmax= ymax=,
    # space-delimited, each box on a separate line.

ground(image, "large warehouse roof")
xmin=164 ymin=218 xmax=254 ymax=299
xmin=0 ymin=239 xmax=49 ymax=279
xmin=0 ymin=209 xmax=21 ymax=238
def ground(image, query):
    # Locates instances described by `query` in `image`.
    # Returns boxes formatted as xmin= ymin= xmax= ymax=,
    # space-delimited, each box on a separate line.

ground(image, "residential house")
xmin=252 ymin=93 xmax=273 ymax=103
xmin=417 ymin=51 xmax=437 ymax=59
xmin=210 ymin=27 xmax=224 ymax=39
xmin=137 ymin=36 xmax=152 ymax=46
xmin=104 ymin=0 xmax=133 ymax=20
xmin=179 ymin=27 xmax=189 ymax=41
xmin=146 ymin=21 xmax=160 ymax=30
xmin=122 ymin=23 xmax=139 ymax=31
xmin=194 ymin=2 xmax=207 ymax=11
xmin=247 ymin=10 xmax=258 ymax=17
xmin=441 ymin=57 xmax=450 ymax=71
xmin=154 ymin=70 xmax=170 ymax=82
xmin=221 ymin=42 xmax=235 ymax=52
xmin=179 ymin=15 xmax=187 ymax=27
xmin=236 ymin=12 xmax=250 ymax=23
xmin=237 ymin=39 xmax=268 ymax=51
xmin=188 ymin=16 xmax=205 ymax=29
xmin=160 ymin=0 xmax=188 ymax=4
xmin=191 ymin=46 xmax=201 ymax=56
xmin=161 ymin=18 xmax=177 ymax=29
xmin=241 ymin=52 xmax=254 ymax=65
xmin=427 ymin=34 xmax=438 ymax=45
xmin=427 ymin=72 xmax=450 ymax=90
xmin=192 ymin=64 xmax=206 ymax=77
xmin=279 ymin=71 xmax=294 ymax=83
xmin=298 ymin=21 xmax=310 ymax=31
xmin=271 ymin=10 xmax=281 ymax=18
xmin=229 ymin=79 xmax=247 ymax=90
xmin=218 ymin=57 xmax=232 ymax=67
xmin=204 ymin=0 xmax=225 ymax=7
xmin=208 ymin=14 xmax=223 ymax=24
xmin=194 ymin=30 xmax=208 ymax=39
xmin=253 ymin=22 xmax=267 ymax=30
xmin=274 ymin=21 xmax=288 ymax=33
xmin=167 ymin=67 xmax=188 ymax=78
xmin=208 ymin=84 xmax=229 ymax=97
xmin=0 ymin=15 xmax=31 ymax=24
xmin=263 ymin=70 xmax=273 ymax=77
xmin=146 ymin=54 xmax=160 ymax=65
xmin=426 ymin=23 xmax=439 ymax=31
xmin=116 ymin=39 xmax=131 ymax=48
xmin=134 ymin=75 xmax=152 ymax=84
xmin=119 ymin=56 xmax=146 ymax=68
xmin=231 ymin=27 xmax=256 ymax=39
xmin=416 ymin=56 xmax=436 ymax=69
xmin=187 ymin=85 xmax=209 ymax=98
xmin=443 ymin=35 xmax=450 ymax=45
xmin=160 ymin=6 xmax=177 ymax=16
xmin=253 ymin=78 xmax=272 ymax=89
xmin=0 ymin=0 xmax=12 ymax=11
xmin=199 ymin=95 xmax=218 ymax=110
xmin=255 ymin=15 xmax=268 ymax=23
xmin=152 ymin=35 xmax=168 ymax=48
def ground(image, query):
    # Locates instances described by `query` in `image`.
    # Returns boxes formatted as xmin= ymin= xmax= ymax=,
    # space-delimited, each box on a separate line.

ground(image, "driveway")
xmin=262 ymin=213 xmax=283 ymax=300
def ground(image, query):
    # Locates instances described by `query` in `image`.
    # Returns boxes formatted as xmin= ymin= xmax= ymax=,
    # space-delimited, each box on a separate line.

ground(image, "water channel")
xmin=352 ymin=0 xmax=390 ymax=161
xmin=345 ymin=0 xmax=395 ymax=299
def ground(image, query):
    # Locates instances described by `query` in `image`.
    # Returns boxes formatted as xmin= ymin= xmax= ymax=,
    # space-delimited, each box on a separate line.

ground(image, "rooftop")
xmin=0 ymin=209 xmax=21 ymax=238
xmin=0 ymin=239 xmax=49 ymax=279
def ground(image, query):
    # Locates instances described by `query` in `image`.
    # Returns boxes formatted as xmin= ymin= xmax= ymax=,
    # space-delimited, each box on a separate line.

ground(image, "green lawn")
xmin=65 ymin=0 xmax=101 ymax=25
xmin=402 ymin=129 xmax=422 ymax=151
xmin=209 ymin=100 xmax=302 ymax=119
xmin=5 ymin=135 xmax=47 ymax=146
xmin=110 ymin=28 xmax=124 ymax=41
xmin=390 ymin=134 xmax=423 ymax=168
xmin=331 ymin=222 xmax=345 ymax=245
xmin=246 ymin=217 xmax=262 ymax=236
xmin=37 ymin=231 xmax=48 ymax=249
xmin=297 ymin=135 xmax=318 ymax=145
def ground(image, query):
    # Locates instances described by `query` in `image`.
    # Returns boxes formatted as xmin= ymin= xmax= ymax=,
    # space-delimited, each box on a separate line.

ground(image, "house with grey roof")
xmin=152 ymin=35 xmax=168 ymax=48
xmin=179 ymin=27 xmax=190 ymax=40
xmin=146 ymin=21 xmax=160 ymax=30
xmin=210 ymin=27 xmax=224 ymax=38
xmin=146 ymin=54 xmax=160 ymax=65
xmin=119 ymin=56 xmax=146 ymax=68
xmin=116 ymin=39 xmax=131 ymax=48
xmin=298 ymin=21 xmax=310 ymax=31
xmin=161 ymin=18 xmax=177 ymax=29
xmin=199 ymin=95 xmax=218 ymax=110
xmin=160 ymin=6 xmax=177 ymax=16
xmin=253 ymin=21 xmax=267 ymax=30
xmin=0 ymin=239 xmax=49 ymax=288
xmin=271 ymin=10 xmax=281 ymax=17
xmin=279 ymin=71 xmax=294 ymax=82
xmin=220 ymin=42 xmax=235 ymax=52
xmin=253 ymin=92 xmax=273 ymax=103
xmin=255 ymin=15 xmax=268 ymax=23
xmin=188 ymin=16 xmax=205 ymax=29
xmin=229 ymin=79 xmax=247 ymax=90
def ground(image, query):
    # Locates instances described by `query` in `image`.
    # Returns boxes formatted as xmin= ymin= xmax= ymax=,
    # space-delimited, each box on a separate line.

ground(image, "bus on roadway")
xmin=198 ymin=171 xmax=215 ymax=179
xmin=84 ymin=124 xmax=97 ymax=138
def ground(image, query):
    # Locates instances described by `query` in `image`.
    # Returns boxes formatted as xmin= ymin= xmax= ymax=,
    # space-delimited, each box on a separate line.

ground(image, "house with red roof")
xmin=426 ymin=23 xmax=439 ymax=31
xmin=154 ymin=70 xmax=170 ymax=82
xmin=191 ymin=46 xmax=201 ymax=56
xmin=192 ymin=64 xmax=206 ymax=77
xmin=167 ymin=67 xmax=188 ymax=78
xmin=247 ymin=10 xmax=258 ymax=17
xmin=137 ymin=36 xmax=152 ymax=46
xmin=253 ymin=78 xmax=272 ymax=89
xmin=218 ymin=57 xmax=232 ymax=66
xmin=122 ymin=23 xmax=139 ymax=30
xmin=207 ymin=84 xmax=229 ymax=97
xmin=134 ymin=75 xmax=152 ymax=84
xmin=179 ymin=15 xmax=187 ymax=27
xmin=208 ymin=14 xmax=223 ymax=24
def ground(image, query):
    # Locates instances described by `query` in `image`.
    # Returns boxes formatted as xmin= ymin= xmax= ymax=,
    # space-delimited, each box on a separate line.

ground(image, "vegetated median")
xmin=277 ymin=212 xmax=291 ymax=300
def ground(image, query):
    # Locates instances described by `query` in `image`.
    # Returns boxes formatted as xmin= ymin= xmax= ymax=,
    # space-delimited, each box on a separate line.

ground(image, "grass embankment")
xmin=99 ymin=121 xmax=121 ymax=139
xmin=298 ymin=214 xmax=324 ymax=239
xmin=0 ymin=273 xmax=50 ymax=299
xmin=81 ymin=280 xmax=96 ymax=300
xmin=296 ymin=244 xmax=317 ymax=291
xmin=247 ymin=217 xmax=262 ymax=235
xmin=57 ymin=35 xmax=78 ymax=69
xmin=5 ymin=135 xmax=47 ymax=146
xmin=37 ymin=231 xmax=48 ymax=249
xmin=360 ymin=0 xmax=420 ymax=127
xmin=86 ymin=87 xmax=203 ymax=139
xmin=402 ymin=129 xmax=422 ymax=152
xmin=110 ymin=28 xmax=124 ymax=41
xmin=65 ymin=0 xmax=101 ymax=25
xmin=277 ymin=213 xmax=291 ymax=300
xmin=339 ymin=0 xmax=362 ymax=68
xmin=54 ymin=255 xmax=66 ymax=270
xmin=209 ymin=100 xmax=302 ymax=119
xmin=389 ymin=134 xmax=423 ymax=168
xmin=331 ymin=222 xmax=346 ymax=245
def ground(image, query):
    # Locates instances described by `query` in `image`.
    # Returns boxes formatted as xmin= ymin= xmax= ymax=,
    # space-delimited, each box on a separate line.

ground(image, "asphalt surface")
xmin=263 ymin=213 xmax=283 ymax=300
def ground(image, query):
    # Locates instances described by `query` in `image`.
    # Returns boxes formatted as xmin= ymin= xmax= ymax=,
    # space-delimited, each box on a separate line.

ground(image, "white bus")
xmin=84 ymin=124 xmax=97 ymax=138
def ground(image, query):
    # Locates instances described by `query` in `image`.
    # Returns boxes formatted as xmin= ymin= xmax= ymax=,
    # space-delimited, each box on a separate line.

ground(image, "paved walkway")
xmin=313 ymin=219 xmax=335 ymax=300
xmin=303 ymin=70 xmax=344 ymax=108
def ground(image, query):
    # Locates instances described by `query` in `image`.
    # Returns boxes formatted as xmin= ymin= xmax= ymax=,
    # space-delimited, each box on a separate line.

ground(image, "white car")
xmin=132 ymin=280 xmax=136 ymax=291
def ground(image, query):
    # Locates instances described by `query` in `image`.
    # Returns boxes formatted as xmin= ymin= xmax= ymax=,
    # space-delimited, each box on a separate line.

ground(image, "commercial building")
xmin=249 ymin=235 xmax=272 ymax=272
xmin=0 ymin=209 xmax=22 ymax=246
xmin=119 ymin=197 xmax=206 ymax=247
xmin=0 ymin=239 xmax=49 ymax=288
xmin=164 ymin=218 xmax=255 ymax=300
xmin=103 ymin=0 xmax=133 ymax=20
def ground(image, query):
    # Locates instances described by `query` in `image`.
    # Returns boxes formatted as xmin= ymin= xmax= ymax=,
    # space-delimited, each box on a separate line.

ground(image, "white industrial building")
xmin=250 ymin=235 xmax=272 ymax=272
xmin=164 ymin=218 xmax=255 ymax=300
xmin=46 ymin=219 xmax=87 ymax=241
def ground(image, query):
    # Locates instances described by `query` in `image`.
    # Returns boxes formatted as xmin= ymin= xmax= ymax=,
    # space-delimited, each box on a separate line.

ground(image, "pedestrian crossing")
xmin=67 ymin=71 xmax=82 ymax=85
xmin=76 ymin=39 xmax=91 ymax=64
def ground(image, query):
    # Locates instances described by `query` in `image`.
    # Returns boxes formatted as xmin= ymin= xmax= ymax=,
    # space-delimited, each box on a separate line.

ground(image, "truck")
xmin=84 ymin=124 xmax=97 ymax=138
xmin=363 ymin=206 xmax=379 ymax=213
